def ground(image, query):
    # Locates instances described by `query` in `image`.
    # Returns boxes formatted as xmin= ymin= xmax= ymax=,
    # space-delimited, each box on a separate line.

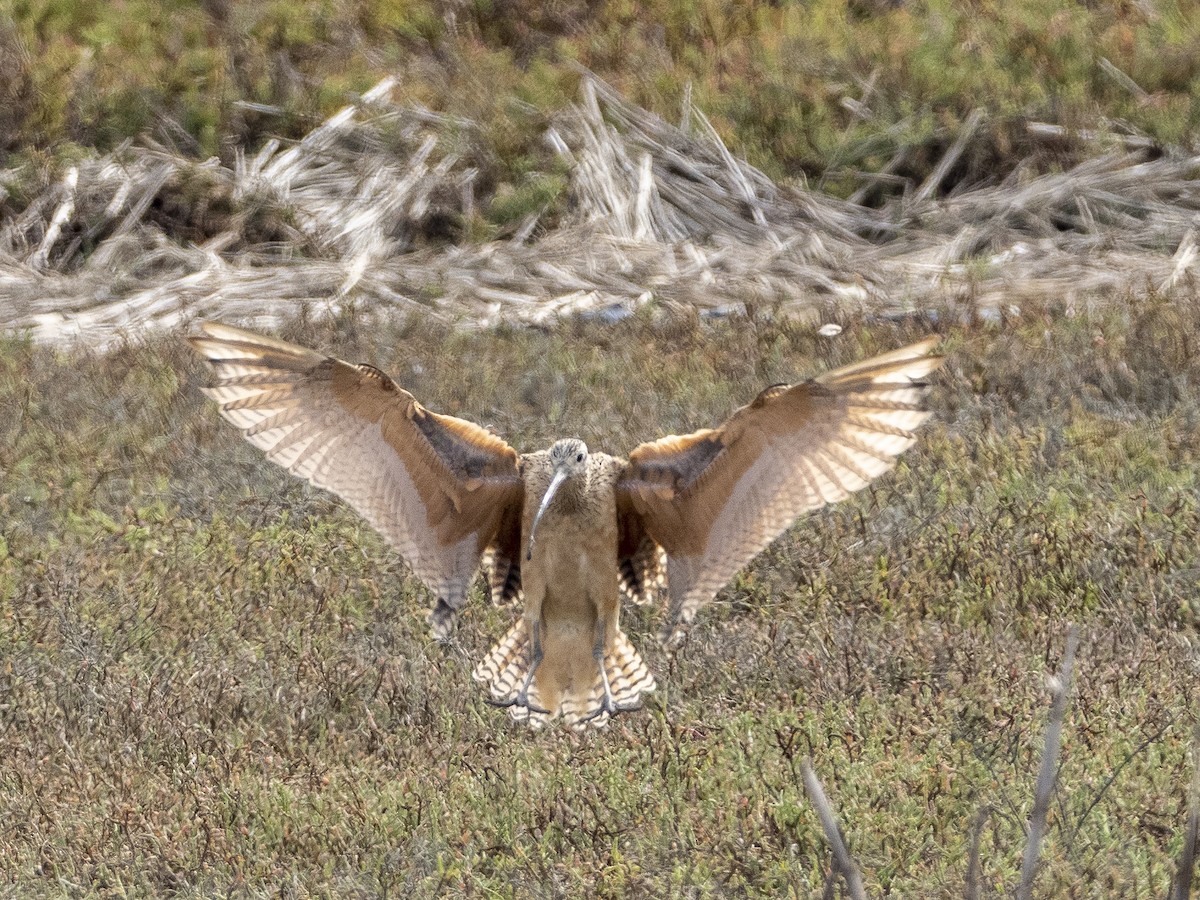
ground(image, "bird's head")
xmin=548 ymin=438 xmax=590 ymax=477
xmin=528 ymin=439 xmax=589 ymax=560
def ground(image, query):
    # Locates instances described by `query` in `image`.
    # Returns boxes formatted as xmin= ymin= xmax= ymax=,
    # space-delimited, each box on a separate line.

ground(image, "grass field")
xmin=5 ymin=0 xmax=1200 ymax=895
xmin=1 ymin=300 xmax=1197 ymax=896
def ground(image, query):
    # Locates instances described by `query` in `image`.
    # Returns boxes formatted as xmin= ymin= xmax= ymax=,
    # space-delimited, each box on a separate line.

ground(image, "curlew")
xmin=189 ymin=324 xmax=943 ymax=728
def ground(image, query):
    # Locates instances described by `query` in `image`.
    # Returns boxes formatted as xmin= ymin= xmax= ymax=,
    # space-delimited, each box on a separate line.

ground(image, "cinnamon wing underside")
xmin=189 ymin=322 xmax=525 ymax=637
xmin=618 ymin=338 xmax=943 ymax=645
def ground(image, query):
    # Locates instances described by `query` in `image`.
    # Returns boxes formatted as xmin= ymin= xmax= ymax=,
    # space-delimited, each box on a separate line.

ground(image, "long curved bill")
xmin=527 ymin=468 xmax=569 ymax=561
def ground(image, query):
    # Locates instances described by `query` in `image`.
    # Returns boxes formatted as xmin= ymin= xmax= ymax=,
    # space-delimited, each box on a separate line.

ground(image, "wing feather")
xmin=189 ymin=322 xmax=525 ymax=638
xmin=618 ymin=339 xmax=943 ymax=646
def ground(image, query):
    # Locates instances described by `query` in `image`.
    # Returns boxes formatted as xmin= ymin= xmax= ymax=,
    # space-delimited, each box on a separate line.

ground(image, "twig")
xmin=801 ymin=758 xmax=868 ymax=900
xmin=1026 ymin=121 xmax=1159 ymax=152
xmin=691 ymin=106 xmax=772 ymax=235
xmin=29 ymin=166 xmax=79 ymax=272
xmin=233 ymin=100 xmax=284 ymax=116
xmin=847 ymin=145 xmax=911 ymax=206
xmin=1162 ymin=228 xmax=1197 ymax=291
xmin=913 ymin=109 xmax=984 ymax=205
xmin=1068 ymin=712 xmax=1176 ymax=844
xmin=1172 ymin=726 xmax=1200 ymax=900
xmin=1016 ymin=625 xmax=1080 ymax=900
xmin=1098 ymin=57 xmax=1149 ymax=101
xmin=965 ymin=805 xmax=989 ymax=900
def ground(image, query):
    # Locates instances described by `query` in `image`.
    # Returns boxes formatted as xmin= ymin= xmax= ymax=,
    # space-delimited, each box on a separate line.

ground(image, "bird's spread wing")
xmin=616 ymin=509 xmax=667 ymax=606
xmin=189 ymin=322 xmax=524 ymax=638
xmin=480 ymin=537 xmax=523 ymax=607
xmin=617 ymin=338 xmax=943 ymax=646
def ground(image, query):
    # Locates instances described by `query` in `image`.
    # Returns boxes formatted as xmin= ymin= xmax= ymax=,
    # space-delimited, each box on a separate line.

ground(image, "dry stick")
xmin=29 ymin=166 xmax=79 ymax=272
xmin=801 ymin=758 xmax=868 ymax=900
xmin=1098 ymin=57 xmax=1150 ymax=101
xmin=1016 ymin=625 xmax=1080 ymax=900
xmin=913 ymin=109 xmax=985 ymax=205
xmin=848 ymin=145 xmax=912 ymax=207
xmin=1172 ymin=726 xmax=1200 ymax=900
xmin=1163 ymin=228 xmax=1197 ymax=292
xmin=691 ymin=106 xmax=772 ymax=235
xmin=964 ymin=805 xmax=990 ymax=900
xmin=1025 ymin=122 xmax=1159 ymax=152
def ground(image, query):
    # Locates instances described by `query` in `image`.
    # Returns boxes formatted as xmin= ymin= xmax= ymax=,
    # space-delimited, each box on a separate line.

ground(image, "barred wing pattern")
xmin=480 ymin=544 xmax=523 ymax=607
xmin=189 ymin=323 xmax=524 ymax=638
xmin=619 ymin=338 xmax=942 ymax=646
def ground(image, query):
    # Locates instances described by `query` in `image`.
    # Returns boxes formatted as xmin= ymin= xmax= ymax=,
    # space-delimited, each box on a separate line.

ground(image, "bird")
xmin=188 ymin=322 xmax=943 ymax=728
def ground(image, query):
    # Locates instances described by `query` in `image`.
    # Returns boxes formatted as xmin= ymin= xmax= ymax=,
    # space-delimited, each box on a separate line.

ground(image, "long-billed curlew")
xmin=189 ymin=324 xmax=942 ymax=728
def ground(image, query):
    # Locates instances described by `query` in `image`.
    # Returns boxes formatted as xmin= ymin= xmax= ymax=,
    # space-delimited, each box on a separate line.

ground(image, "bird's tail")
xmin=561 ymin=630 xmax=656 ymax=729
xmin=472 ymin=619 xmax=655 ymax=729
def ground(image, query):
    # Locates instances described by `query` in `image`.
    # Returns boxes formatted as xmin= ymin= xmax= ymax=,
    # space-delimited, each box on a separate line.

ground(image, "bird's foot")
xmin=488 ymin=632 xmax=548 ymax=715
xmin=577 ymin=657 xmax=643 ymax=724
xmin=486 ymin=691 xmax=550 ymax=716
xmin=577 ymin=691 xmax=642 ymax=725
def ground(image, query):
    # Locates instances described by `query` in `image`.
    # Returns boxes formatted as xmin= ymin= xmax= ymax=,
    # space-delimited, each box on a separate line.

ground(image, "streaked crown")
xmin=549 ymin=438 xmax=589 ymax=474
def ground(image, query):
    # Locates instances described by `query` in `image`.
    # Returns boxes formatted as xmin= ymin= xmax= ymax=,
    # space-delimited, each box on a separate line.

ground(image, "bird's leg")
xmin=579 ymin=613 xmax=640 ymax=723
xmin=487 ymin=619 xmax=549 ymax=715
xmin=592 ymin=626 xmax=620 ymax=719
xmin=517 ymin=620 xmax=549 ymax=714
xmin=489 ymin=555 xmax=550 ymax=715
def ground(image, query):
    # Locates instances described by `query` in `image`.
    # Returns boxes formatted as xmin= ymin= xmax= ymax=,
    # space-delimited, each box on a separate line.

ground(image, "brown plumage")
xmin=189 ymin=323 xmax=942 ymax=728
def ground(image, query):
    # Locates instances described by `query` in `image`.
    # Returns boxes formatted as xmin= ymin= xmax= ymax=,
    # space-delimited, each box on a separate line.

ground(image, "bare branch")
xmin=1016 ymin=625 xmax=1080 ymax=900
xmin=1098 ymin=57 xmax=1149 ymax=101
xmin=913 ymin=109 xmax=984 ymax=205
xmin=801 ymin=758 xmax=868 ymax=900
xmin=965 ymin=805 xmax=990 ymax=900
xmin=1069 ymin=712 xmax=1176 ymax=844
xmin=1172 ymin=726 xmax=1200 ymax=900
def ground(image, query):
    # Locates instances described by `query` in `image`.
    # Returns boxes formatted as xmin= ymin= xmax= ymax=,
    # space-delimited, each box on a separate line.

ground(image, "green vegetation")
xmin=5 ymin=0 xmax=1200 ymax=198
xmin=1 ymin=302 xmax=1197 ymax=895
xmin=3 ymin=3 xmax=1199 ymax=892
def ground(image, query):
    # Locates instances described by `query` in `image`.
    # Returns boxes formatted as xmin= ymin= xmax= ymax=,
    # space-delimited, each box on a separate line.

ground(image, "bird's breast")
xmin=524 ymin=511 xmax=616 ymax=565
xmin=523 ymin=499 xmax=618 ymax=598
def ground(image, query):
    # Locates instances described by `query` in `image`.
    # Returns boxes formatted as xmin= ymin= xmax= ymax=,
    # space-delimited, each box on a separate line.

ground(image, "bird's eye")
xmin=576 ymin=453 xmax=584 ymax=462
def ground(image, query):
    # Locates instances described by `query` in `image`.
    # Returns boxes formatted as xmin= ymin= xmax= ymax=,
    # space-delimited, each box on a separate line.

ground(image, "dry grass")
xmin=2 ymin=299 xmax=1198 ymax=896
xmin=4 ymin=77 xmax=1200 ymax=349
